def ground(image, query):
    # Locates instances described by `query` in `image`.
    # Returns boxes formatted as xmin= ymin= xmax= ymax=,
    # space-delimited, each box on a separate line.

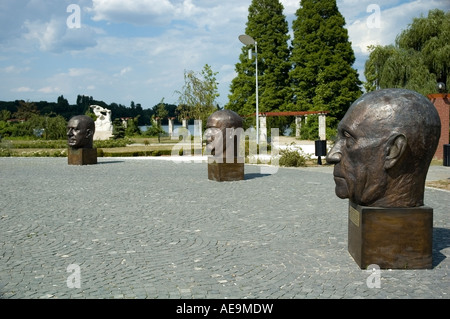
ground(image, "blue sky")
xmin=0 ymin=0 xmax=449 ymax=111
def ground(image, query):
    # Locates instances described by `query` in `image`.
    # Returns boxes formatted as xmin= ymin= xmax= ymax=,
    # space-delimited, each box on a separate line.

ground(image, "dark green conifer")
xmin=289 ymin=0 xmax=362 ymax=122
xmin=227 ymin=0 xmax=291 ymax=132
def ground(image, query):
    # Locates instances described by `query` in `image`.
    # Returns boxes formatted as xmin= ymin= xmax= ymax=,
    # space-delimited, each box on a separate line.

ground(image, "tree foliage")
xmin=112 ymin=118 xmax=125 ymax=139
xmin=227 ymin=0 xmax=361 ymax=137
xmin=364 ymin=9 xmax=450 ymax=95
xmin=155 ymin=98 xmax=169 ymax=123
xmin=13 ymin=100 xmax=39 ymax=120
xmin=227 ymin=0 xmax=291 ymax=134
xmin=0 ymin=113 xmax=66 ymax=139
xmin=227 ymin=0 xmax=291 ymax=116
xmin=289 ymin=0 xmax=362 ymax=121
xmin=176 ymin=64 xmax=220 ymax=127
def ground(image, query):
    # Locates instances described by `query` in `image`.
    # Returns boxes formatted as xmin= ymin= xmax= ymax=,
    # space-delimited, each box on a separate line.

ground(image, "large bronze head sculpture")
xmin=67 ymin=115 xmax=95 ymax=149
xmin=326 ymin=88 xmax=441 ymax=208
xmin=204 ymin=109 xmax=243 ymax=158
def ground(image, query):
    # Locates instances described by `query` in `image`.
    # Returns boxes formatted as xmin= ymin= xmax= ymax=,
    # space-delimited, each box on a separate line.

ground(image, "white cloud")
xmin=280 ymin=0 xmax=300 ymax=15
xmin=12 ymin=87 xmax=34 ymax=93
xmin=115 ymin=67 xmax=132 ymax=77
xmin=90 ymin=0 xmax=177 ymax=25
xmin=23 ymin=18 xmax=62 ymax=52
xmin=38 ymin=86 xmax=60 ymax=94
xmin=67 ymin=68 xmax=96 ymax=77
xmin=2 ymin=66 xmax=30 ymax=74
xmin=23 ymin=17 xmax=97 ymax=53
xmin=345 ymin=0 xmax=450 ymax=54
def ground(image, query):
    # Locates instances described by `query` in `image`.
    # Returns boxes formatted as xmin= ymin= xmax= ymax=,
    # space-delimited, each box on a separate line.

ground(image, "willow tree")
xmin=176 ymin=64 xmax=219 ymax=130
xmin=364 ymin=9 xmax=450 ymax=95
xmin=227 ymin=0 xmax=291 ymax=132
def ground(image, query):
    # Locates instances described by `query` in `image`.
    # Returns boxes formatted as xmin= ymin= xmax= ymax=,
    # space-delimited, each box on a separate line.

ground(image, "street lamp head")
xmin=239 ymin=34 xmax=255 ymax=46
xmin=437 ymin=82 xmax=446 ymax=93
xmin=238 ymin=33 xmax=259 ymax=144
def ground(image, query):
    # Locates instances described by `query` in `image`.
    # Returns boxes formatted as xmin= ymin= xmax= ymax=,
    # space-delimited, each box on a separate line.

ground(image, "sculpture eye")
xmin=343 ymin=130 xmax=356 ymax=148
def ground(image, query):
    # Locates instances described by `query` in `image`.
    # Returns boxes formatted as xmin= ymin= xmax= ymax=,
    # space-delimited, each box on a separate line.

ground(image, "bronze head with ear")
xmin=326 ymin=88 xmax=441 ymax=208
xmin=67 ymin=115 xmax=96 ymax=149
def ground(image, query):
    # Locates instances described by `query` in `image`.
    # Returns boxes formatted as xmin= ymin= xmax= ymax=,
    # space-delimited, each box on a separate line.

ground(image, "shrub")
xmin=94 ymin=138 xmax=131 ymax=148
xmin=278 ymin=143 xmax=309 ymax=167
xmin=0 ymin=148 xmax=12 ymax=157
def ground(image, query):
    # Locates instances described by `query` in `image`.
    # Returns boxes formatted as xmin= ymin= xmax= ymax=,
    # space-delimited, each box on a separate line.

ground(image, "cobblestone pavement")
xmin=0 ymin=157 xmax=449 ymax=299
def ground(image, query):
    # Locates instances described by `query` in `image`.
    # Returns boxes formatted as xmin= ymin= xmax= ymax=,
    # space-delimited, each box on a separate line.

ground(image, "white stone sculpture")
xmin=90 ymin=105 xmax=113 ymax=140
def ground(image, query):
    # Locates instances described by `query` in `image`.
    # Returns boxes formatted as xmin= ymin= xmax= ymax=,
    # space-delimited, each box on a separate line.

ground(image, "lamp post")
xmin=239 ymin=34 xmax=259 ymax=145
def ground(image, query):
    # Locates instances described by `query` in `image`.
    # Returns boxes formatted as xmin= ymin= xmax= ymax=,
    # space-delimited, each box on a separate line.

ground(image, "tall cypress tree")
xmin=289 ymin=0 xmax=362 ymax=122
xmin=227 ymin=0 xmax=291 ymax=130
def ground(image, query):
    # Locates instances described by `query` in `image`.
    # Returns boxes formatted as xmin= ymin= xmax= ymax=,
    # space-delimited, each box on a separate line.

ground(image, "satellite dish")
xmin=239 ymin=34 xmax=255 ymax=45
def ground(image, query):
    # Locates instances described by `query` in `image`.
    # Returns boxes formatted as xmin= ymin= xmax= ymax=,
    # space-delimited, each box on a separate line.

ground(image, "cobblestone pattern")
xmin=0 ymin=157 xmax=449 ymax=299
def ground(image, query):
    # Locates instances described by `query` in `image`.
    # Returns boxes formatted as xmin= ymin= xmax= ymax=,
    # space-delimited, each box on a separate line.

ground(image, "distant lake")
xmin=139 ymin=125 xmax=292 ymax=137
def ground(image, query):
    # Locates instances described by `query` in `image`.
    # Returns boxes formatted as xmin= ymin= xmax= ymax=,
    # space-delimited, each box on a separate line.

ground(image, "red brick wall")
xmin=428 ymin=94 xmax=450 ymax=160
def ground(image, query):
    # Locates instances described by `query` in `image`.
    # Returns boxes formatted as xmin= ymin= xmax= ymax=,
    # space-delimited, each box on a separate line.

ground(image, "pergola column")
xmin=168 ymin=117 xmax=174 ymax=138
xmin=295 ymin=116 xmax=302 ymax=138
xmin=259 ymin=114 xmax=267 ymax=144
xmin=318 ymin=113 xmax=326 ymax=140
xmin=182 ymin=118 xmax=188 ymax=130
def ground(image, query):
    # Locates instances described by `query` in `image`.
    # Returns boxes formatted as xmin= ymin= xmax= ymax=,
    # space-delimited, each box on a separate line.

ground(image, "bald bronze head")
xmin=204 ymin=109 xmax=243 ymax=158
xmin=326 ymin=88 xmax=441 ymax=208
xmin=67 ymin=115 xmax=95 ymax=149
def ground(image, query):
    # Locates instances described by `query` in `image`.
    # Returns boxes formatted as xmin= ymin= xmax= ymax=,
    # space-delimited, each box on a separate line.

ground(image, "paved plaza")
xmin=0 ymin=157 xmax=449 ymax=299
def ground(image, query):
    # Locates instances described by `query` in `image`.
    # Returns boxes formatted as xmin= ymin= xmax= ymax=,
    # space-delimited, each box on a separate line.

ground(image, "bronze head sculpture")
xmin=204 ymin=109 xmax=243 ymax=159
xmin=326 ymin=88 xmax=441 ymax=208
xmin=67 ymin=115 xmax=95 ymax=149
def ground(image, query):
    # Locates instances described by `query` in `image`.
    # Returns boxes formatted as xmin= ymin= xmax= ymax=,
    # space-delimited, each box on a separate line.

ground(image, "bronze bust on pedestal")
xmin=204 ymin=109 xmax=244 ymax=181
xmin=326 ymin=88 xmax=441 ymax=269
xmin=67 ymin=115 xmax=97 ymax=165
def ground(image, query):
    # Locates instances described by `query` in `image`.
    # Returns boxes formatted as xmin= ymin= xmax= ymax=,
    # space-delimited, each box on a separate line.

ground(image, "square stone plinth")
xmin=348 ymin=201 xmax=433 ymax=269
xmin=68 ymin=148 xmax=98 ymax=165
xmin=208 ymin=157 xmax=244 ymax=182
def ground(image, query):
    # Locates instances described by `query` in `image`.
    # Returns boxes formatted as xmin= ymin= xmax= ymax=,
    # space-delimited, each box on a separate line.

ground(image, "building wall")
xmin=428 ymin=94 xmax=450 ymax=160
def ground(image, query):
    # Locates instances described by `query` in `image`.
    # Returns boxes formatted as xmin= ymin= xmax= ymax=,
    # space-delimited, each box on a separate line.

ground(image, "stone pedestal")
xmin=208 ymin=157 xmax=244 ymax=182
xmin=68 ymin=148 xmax=97 ymax=165
xmin=347 ymin=201 xmax=433 ymax=269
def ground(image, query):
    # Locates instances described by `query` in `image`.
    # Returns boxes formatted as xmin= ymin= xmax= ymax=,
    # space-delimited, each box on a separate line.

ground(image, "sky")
xmin=0 ymin=0 xmax=449 ymax=110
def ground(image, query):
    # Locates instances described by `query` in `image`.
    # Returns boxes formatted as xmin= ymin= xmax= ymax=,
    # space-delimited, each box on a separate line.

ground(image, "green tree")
xmin=76 ymin=95 xmax=94 ymax=114
xmin=44 ymin=113 xmax=67 ymax=140
xmin=176 ymin=64 xmax=219 ymax=129
xmin=227 ymin=0 xmax=291 ymax=122
xmin=289 ymin=0 xmax=362 ymax=123
xmin=56 ymin=95 xmax=69 ymax=113
xmin=364 ymin=9 xmax=450 ymax=95
xmin=363 ymin=45 xmax=397 ymax=91
xmin=13 ymin=100 xmax=40 ymax=120
xmin=112 ymin=118 xmax=125 ymax=139
xmin=125 ymin=115 xmax=141 ymax=137
xmin=0 ymin=109 xmax=11 ymax=121
xmin=175 ymin=103 xmax=190 ymax=124
xmin=155 ymin=98 xmax=169 ymax=125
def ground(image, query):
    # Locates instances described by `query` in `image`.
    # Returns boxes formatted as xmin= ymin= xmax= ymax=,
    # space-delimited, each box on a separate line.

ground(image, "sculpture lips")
xmin=332 ymin=166 xmax=345 ymax=180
